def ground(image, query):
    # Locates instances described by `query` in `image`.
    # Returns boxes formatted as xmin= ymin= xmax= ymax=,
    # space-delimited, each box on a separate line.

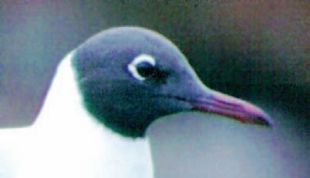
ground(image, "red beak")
xmin=192 ymin=90 xmax=271 ymax=126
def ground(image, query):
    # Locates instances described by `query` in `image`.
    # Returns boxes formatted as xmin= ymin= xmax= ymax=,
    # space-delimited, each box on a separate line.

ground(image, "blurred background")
xmin=0 ymin=0 xmax=309 ymax=177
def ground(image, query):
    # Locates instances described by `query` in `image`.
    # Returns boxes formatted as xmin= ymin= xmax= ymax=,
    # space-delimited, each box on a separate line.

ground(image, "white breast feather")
xmin=0 ymin=52 xmax=154 ymax=178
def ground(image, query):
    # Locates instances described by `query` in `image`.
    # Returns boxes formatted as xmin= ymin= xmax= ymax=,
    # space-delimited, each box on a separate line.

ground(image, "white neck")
xmin=27 ymin=51 xmax=154 ymax=178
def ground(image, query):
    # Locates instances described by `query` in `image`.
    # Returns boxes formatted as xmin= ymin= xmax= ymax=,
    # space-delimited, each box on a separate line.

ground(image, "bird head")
xmin=73 ymin=27 xmax=271 ymax=138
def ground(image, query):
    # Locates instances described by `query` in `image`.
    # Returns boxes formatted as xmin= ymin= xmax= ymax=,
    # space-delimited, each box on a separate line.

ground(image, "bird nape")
xmin=0 ymin=26 xmax=271 ymax=178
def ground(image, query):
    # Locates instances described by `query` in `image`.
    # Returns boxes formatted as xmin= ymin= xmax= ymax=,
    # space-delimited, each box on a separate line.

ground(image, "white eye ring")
xmin=127 ymin=54 xmax=156 ymax=81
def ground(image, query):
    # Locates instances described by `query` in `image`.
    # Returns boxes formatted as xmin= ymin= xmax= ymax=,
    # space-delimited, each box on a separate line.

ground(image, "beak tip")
xmin=254 ymin=117 xmax=272 ymax=127
xmin=255 ymin=113 xmax=273 ymax=127
xmin=236 ymin=105 xmax=273 ymax=127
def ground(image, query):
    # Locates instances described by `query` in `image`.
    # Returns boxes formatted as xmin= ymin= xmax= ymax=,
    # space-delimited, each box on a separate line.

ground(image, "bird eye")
xmin=128 ymin=54 xmax=157 ymax=81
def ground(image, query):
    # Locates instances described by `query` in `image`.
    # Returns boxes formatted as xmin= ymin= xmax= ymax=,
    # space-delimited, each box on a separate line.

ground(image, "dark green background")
xmin=1 ymin=1 xmax=309 ymax=177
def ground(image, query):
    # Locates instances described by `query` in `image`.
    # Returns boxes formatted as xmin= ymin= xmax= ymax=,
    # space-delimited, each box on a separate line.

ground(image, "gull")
xmin=0 ymin=27 xmax=271 ymax=178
